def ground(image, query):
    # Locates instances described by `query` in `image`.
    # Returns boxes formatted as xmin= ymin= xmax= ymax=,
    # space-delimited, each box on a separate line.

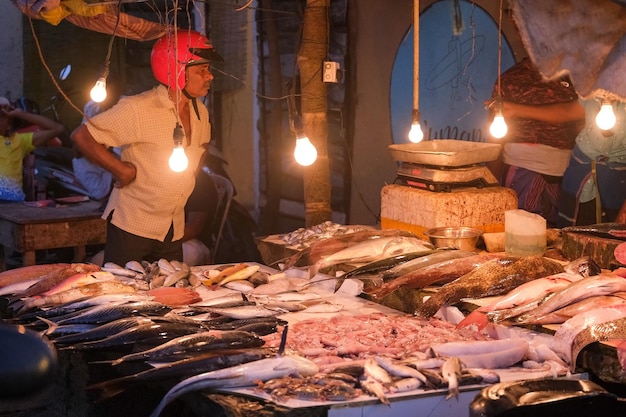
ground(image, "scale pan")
xmin=389 ymin=140 xmax=502 ymax=167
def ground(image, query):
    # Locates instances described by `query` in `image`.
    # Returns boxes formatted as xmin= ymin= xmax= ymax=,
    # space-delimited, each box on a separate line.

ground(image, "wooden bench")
xmin=0 ymin=200 xmax=106 ymax=270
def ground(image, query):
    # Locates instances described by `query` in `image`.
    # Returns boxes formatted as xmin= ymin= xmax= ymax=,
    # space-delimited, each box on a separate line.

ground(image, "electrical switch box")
xmin=323 ymin=61 xmax=340 ymax=83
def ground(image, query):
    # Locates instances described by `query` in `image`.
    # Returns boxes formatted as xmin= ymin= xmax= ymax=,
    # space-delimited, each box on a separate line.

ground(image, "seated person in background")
xmin=182 ymin=167 xmax=219 ymax=266
xmin=0 ymin=97 xmax=65 ymax=201
xmin=486 ymin=57 xmax=585 ymax=228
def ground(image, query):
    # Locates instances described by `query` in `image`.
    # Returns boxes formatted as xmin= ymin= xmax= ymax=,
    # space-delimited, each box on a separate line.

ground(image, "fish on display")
xmin=0 ymin=263 xmax=70 ymax=289
xmin=276 ymin=229 xmax=420 ymax=271
xmin=521 ymin=294 xmax=626 ymax=326
xmin=338 ymin=250 xmax=441 ymax=280
xmin=14 ymin=293 xmax=154 ymax=323
xmin=416 ymin=256 xmax=565 ymax=318
xmin=563 ymin=256 xmax=602 ymax=277
xmin=62 ymin=321 xmax=209 ymax=351
xmin=87 ymin=348 xmax=274 ymax=401
xmin=551 ymin=304 xmax=626 ymax=368
xmin=40 ymin=271 xmax=115 ymax=297
xmin=207 ymin=316 xmax=288 ymax=331
xmin=111 ymin=329 xmax=266 ymax=365
xmin=51 ymin=316 xmax=156 ymax=345
xmin=562 ymin=222 xmax=626 ymax=240
xmin=367 ymin=252 xmax=503 ymax=299
xmin=17 ymin=280 xmax=139 ymax=312
xmin=308 ymin=235 xmax=434 ymax=278
xmin=19 ymin=263 xmax=102 ymax=298
xmin=441 ymin=356 xmax=463 ymax=400
xmin=54 ymin=301 xmax=171 ymax=325
xmin=199 ymin=304 xmax=286 ymax=320
xmin=515 ymin=272 xmax=626 ymax=325
xmin=149 ymin=353 xmax=319 ymax=417
xmin=457 ymin=271 xmax=587 ymax=329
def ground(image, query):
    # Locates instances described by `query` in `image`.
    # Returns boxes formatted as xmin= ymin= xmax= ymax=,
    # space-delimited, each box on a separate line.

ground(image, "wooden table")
xmin=0 ymin=200 xmax=106 ymax=270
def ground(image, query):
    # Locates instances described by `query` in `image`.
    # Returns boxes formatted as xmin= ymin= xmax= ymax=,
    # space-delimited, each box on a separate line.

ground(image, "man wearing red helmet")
xmin=71 ymin=29 xmax=224 ymax=265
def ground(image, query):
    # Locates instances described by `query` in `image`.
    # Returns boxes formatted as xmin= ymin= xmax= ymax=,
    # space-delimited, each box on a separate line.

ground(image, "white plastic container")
xmin=505 ymin=209 xmax=546 ymax=256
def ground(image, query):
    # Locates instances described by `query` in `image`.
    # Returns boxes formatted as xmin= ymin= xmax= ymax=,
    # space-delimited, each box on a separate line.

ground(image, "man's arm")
xmin=501 ymin=100 xmax=585 ymax=124
xmin=3 ymin=108 xmax=65 ymax=147
xmin=71 ymin=124 xmax=136 ymax=187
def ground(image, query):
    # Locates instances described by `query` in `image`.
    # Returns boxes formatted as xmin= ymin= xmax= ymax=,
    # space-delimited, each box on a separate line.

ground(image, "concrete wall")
xmin=0 ymin=4 xmax=23 ymax=100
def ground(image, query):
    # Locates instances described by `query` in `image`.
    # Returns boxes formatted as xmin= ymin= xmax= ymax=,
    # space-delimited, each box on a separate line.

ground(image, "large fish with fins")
xmin=416 ymin=256 xmax=565 ymax=318
xmin=87 ymin=348 xmax=274 ymax=401
xmin=274 ymin=229 xmax=420 ymax=270
xmin=307 ymin=235 xmax=434 ymax=278
xmin=366 ymin=252 xmax=502 ymax=299
xmin=110 ymin=329 xmax=265 ymax=365
xmin=149 ymin=353 xmax=319 ymax=417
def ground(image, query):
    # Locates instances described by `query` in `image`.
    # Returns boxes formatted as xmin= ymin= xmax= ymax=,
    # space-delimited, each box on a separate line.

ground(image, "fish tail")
xmin=87 ymin=379 xmax=128 ymax=402
xmin=37 ymin=316 xmax=59 ymax=337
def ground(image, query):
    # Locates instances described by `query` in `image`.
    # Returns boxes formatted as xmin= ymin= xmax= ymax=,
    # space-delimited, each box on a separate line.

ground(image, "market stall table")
xmin=0 ymin=199 xmax=106 ymax=270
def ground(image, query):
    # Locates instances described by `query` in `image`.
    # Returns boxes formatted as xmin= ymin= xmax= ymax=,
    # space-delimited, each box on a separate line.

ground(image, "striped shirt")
xmin=86 ymin=85 xmax=210 ymax=241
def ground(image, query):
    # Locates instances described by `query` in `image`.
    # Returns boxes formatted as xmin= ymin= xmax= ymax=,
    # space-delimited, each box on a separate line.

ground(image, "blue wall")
xmin=391 ymin=0 xmax=515 ymax=144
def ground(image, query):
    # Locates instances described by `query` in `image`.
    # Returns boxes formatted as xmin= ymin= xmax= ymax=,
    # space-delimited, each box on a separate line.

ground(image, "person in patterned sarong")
xmin=486 ymin=57 xmax=585 ymax=227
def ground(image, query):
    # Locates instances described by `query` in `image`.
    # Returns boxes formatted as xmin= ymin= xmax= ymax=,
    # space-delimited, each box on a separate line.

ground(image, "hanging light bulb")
xmin=489 ymin=1 xmax=507 ymax=140
xmin=89 ymin=6 xmax=119 ymax=104
xmin=595 ymin=100 xmax=616 ymax=130
xmin=408 ymin=110 xmax=424 ymax=143
xmin=294 ymin=134 xmax=317 ymax=166
xmin=408 ymin=1 xmax=425 ymax=144
xmin=169 ymin=124 xmax=189 ymax=172
xmin=489 ymin=105 xmax=508 ymax=139
xmin=90 ymin=76 xmax=108 ymax=103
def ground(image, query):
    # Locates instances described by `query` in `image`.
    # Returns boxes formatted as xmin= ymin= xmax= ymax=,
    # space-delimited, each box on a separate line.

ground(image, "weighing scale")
xmin=395 ymin=162 xmax=499 ymax=192
xmin=388 ymin=140 xmax=502 ymax=192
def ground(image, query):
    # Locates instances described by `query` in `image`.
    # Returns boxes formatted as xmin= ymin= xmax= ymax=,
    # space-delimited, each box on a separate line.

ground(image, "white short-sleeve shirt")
xmin=86 ymin=85 xmax=210 ymax=241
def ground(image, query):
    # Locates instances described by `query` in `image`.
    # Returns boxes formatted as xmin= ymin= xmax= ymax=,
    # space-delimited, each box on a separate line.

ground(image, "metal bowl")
xmin=424 ymin=226 xmax=483 ymax=251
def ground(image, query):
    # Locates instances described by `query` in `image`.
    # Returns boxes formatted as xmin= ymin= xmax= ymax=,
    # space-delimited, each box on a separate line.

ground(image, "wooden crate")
xmin=380 ymin=184 xmax=517 ymax=240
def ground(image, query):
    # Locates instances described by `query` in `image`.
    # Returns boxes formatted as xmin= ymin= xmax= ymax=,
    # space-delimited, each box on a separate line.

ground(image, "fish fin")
xmin=308 ymin=261 xmax=322 ymax=279
xmin=456 ymin=310 xmax=488 ymax=331
xmin=86 ymin=378 xmax=129 ymax=402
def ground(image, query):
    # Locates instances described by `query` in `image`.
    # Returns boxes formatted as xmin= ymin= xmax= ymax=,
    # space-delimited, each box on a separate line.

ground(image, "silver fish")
xmin=516 ymin=273 xmax=626 ymax=324
xmin=111 ymin=329 xmax=265 ymax=365
xmin=196 ymin=304 xmax=285 ymax=320
xmin=359 ymin=376 xmax=390 ymax=406
xmin=52 ymin=316 xmax=155 ymax=345
xmin=441 ymin=356 xmax=463 ymax=400
xmin=87 ymin=348 xmax=273 ymax=401
xmin=551 ymin=304 xmax=626 ymax=366
xmin=309 ymin=236 xmax=434 ymax=278
xmin=149 ymin=354 xmax=318 ymax=417
xmin=64 ymin=321 xmax=206 ymax=351
xmin=55 ymin=301 xmax=171 ymax=325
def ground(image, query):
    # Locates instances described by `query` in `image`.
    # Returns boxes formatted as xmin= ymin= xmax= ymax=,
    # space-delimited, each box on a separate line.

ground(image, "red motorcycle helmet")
xmin=151 ymin=29 xmax=224 ymax=91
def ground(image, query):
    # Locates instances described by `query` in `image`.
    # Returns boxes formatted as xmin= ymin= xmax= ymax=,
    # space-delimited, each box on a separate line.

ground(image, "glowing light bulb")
xmin=294 ymin=136 xmax=317 ymax=166
xmin=595 ymin=101 xmax=616 ymax=130
xmin=489 ymin=111 xmax=508 ymax=138
xmin=90 ymin=77 xmax=107 ymax=103
xmin=408 ymin=121 xmax=424 ymax=143
xmin=169 ymin=145 xmax=189 ymax=172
